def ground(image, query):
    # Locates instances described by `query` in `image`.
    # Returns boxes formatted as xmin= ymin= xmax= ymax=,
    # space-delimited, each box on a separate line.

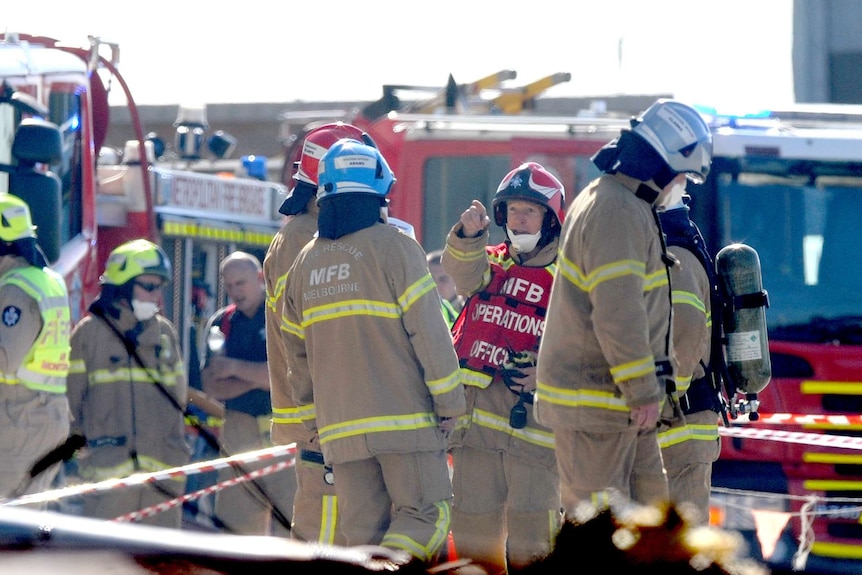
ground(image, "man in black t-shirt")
xmin=202 ymin=251 xmax=294 ymax=536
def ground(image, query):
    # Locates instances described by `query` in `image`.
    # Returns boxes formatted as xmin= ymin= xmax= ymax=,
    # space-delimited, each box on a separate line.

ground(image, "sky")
xmin=6 ymin=1 xmax=795 ymax=112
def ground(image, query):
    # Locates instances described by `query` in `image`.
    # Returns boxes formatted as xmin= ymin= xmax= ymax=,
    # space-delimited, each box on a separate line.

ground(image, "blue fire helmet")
xmin=317 ymin=138 xmax=395 ymax=203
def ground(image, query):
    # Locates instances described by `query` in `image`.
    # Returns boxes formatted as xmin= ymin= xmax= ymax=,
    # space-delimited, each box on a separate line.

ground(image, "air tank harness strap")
xmin=646 ymin=189 xmax=680 ymax=415
xmin=729 ymin=290 xmax=770 ymax=312
xmin=679 ymin=376 xmax=723 ymax=415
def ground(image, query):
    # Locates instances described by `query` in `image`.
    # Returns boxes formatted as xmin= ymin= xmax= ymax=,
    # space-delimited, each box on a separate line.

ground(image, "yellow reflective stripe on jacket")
xmin=268 ymin=270 xmax=288 ymax=314
xmin=675 ymin=374 xmax=693 ymax=394
xmin=643 ymin=268 xmax=670 ymax=291
xmin=88 ymin=365 xmax=181 ymax=386
xmin=671 ymin=288 xmax=708 ymax=396
xmin=471 ymin=407 xmax=555 ymax=449
xmin=672 ymin=289 xmax=706 ymax=316
xmin=558 ymin=255 xmax=668 ymax=294
xmin=271 ymin=405 xmax=304 ymax=425
xmin=609 ymin=355 xmax=655 ymax=384
xmin=426 ymin=369 xmax=462 ymax=396
xmin=302 ymin=299 xmax=400 ymax=325
xmin=444 ymin=244 xmax=492 ymax=292
xmin=184 ymin=413 xmax=224 ymax=428
xmin=68 ymin=358 xmax=86 ymax=375
xmin=672 ymin=286 xmax=710 ymax=349
xmin=272 ymin=403 xmax=315 ymax=425
xmin=658 ymin=422 xmax=719 ymax=449
xmin=398 ymin=275 xmax=437 ymax=312
xmin=280 ymin=313 xmax=304 ymax=339
xmin=318 ymin=412 xmax=437 ymax=444
xmin=535 ymin=382 xmax=629 ymax=412
xmin=443 ymin=244 xmax=486 ymax=263
xmin=291 ymin=275 xmax=459 ymax=398
xmin=460 ymin=367 xmax=493 ymax=389
xmin=556 ymin=256 xmax=644 ymax=292
xmin=0 ymin=266 xmax=71 ymax=393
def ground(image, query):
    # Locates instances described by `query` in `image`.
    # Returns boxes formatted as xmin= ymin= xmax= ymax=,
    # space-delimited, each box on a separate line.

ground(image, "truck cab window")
xmin=48 ymin=88 xmax=84 ymax=244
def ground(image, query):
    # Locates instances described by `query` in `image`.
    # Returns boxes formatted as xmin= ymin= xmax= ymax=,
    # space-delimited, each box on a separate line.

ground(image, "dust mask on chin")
xmin=507 ymin=226 xmax=542 ymax=253
xmin=658 ymin=180 xmax=688 ymax=210
xmin=131 ymin=299 xmax=159 ymax=321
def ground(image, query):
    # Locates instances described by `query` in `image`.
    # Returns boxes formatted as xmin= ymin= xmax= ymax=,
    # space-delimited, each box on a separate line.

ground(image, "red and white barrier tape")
xmin=1 ymin=443 xmax=296 ymax=508
xmin=5 ymin=414 xmax=862 ymax=511
xmin=112 ymin=459 xmax=293 ymax=522
xmin=736 ymin=412 xmax=862 ymax=427
xmin=716 ymin=411 xmax=862 ymax=449
xmin=719 ymin=425 xmax=862 ymax=450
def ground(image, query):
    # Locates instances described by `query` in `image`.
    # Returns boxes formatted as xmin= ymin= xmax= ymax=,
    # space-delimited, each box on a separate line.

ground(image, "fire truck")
xmin=281 ymin=79 xmax=862 ymax=572
xmin=0 ymin=33 xmax=287 ymax=368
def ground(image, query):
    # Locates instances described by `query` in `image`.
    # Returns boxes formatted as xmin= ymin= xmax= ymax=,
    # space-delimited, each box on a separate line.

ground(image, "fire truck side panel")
xmin=3 ymin=34 xmax=288 ymax=381
xmin=691 ymin=118 xmax=862 ymax=570
xmin=0 ymin=41 xmax=103 ymax=324
xmin=385 ymin=139 xmax=511 ymax=250
xmin=357 ymin=107 xmax=862 ymax=570
xmin=374 ymin=124 xmax=619 ymax=252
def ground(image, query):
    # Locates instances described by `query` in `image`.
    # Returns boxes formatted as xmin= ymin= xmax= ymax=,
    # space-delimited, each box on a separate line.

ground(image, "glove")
xmin=501 ymin=350 xmax=537 ymax=395
xmin=438 ymin=416 xmax=457 ymax=437
xmin=504 ymin=350 xmax=537 ymax=370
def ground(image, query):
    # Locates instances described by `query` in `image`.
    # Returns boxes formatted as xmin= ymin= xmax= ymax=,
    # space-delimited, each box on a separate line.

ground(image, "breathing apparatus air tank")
xmin=715 ymin=243 xmax=772 ymax=395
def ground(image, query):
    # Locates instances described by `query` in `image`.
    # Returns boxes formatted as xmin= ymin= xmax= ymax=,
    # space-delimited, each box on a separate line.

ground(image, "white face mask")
xmin=658 ymin=180 xmax=688 ymax=210
xmin=507 ymin=226 xmax=542 ymax=253
xmin=131 ymin=299 xmax=159 ymax=321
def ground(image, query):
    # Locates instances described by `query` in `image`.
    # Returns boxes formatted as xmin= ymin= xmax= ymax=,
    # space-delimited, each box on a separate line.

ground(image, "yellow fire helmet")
xmin=101 ymin=239 xmax=172 ymax=286
xmin=0 ymin=194 xmax=37 ymax=242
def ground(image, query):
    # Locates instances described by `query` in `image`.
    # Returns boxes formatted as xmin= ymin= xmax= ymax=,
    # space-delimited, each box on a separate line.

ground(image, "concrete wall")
xmin=793 ymin=0 xmax=862 ymax=103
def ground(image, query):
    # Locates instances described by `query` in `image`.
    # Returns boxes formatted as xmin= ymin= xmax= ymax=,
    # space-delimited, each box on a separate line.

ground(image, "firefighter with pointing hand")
xmin=442 ymin=162 xmax=565 ymax=574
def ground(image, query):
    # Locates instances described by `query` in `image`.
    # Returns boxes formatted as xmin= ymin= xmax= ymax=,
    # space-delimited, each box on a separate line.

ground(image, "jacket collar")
xmin=611 ymin=173 xmax=662 ymax=204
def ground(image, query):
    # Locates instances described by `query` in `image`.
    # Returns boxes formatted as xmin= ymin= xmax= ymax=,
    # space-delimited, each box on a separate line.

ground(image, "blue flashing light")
xmin=242 ymin=155 xmax=267 ymax=180
xmin=692 ymin=104 xmax=775 ymax=129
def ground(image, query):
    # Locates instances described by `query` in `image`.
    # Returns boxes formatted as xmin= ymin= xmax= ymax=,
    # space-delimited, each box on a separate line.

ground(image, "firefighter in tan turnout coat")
xmin=281 ymin=138 xmax=465 ymax=564
xmin=442 ymin=162 xmax=565 ymax=574
xmin=67 ymin=239 xmax=189 ymax=527
xmin=267 ymin=122 xmax=366 ymax=544
xmin=536 ymin=99 xmax=714 ymax=515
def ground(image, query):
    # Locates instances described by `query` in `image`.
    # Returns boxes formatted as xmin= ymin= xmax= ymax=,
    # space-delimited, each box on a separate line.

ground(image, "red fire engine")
xmin=0 ymin=33 xmax=287 ymax=368
xmin=5 ymin=31 xmax=862 ymax=569
xmin=280 ymin=79 xmax=862 ymax=572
